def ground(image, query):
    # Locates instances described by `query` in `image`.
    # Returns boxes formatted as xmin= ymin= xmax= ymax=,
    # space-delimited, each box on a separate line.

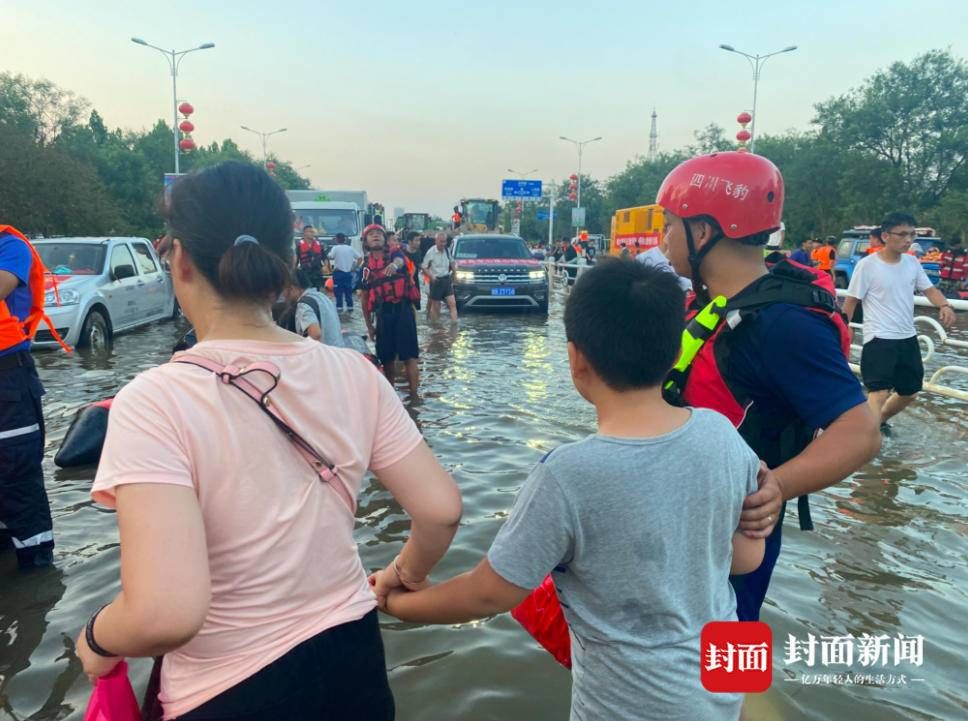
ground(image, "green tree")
xmin=0 ymin=72 xmax=88 ymax=145
xmin=689 ymin=124 xmax=733 ymax=155
xmin=814 ymin=49 xmax=968 ymax=209
xmin=0 ymin=127 xmax=122 ymax=235
xmin=923 ymin=190 xmax=968 ymax=240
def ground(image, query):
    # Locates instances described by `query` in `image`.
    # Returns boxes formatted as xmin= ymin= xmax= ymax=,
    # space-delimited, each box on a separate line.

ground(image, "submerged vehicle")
xmin=452 ymin=234 xmax=548 ymax=313
xmin=833 ymin=226 xmax=944 ymax=289
xmin=32 ymin=237 xmax=176 ymax=352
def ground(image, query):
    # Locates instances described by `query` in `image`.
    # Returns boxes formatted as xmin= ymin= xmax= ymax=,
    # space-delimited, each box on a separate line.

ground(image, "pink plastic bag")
xmin=84 ymin=661 xmax=142 ymax=721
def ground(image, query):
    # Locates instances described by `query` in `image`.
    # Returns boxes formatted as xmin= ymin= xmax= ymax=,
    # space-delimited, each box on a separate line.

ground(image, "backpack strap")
xmin=171 ymin=353 xmax=356 ymax=513
xmin=727 ymin=262 xmax=838 ymax=316
xmin=297 ymin=294 xmax=323 ymax=333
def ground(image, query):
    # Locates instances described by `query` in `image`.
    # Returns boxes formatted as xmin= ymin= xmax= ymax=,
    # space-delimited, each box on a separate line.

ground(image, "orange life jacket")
xmin=0 ymin=225 xmax=71 ymax=352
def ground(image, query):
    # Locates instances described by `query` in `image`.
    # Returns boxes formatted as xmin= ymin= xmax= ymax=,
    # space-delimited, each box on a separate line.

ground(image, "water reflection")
xmin=8 ymin=303 xmax=968 ymax=721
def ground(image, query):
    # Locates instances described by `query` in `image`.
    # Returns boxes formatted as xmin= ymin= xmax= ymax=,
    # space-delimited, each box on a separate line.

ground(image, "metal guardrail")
xmin=546 ymin=261 xmax=967 ymax=402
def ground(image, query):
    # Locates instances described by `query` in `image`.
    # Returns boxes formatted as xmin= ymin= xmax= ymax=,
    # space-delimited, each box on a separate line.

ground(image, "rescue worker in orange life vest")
xmin=656 ymin=152 xmax=880 ymax=621
xmin=0 ymin=225 xmax=62 ymax=569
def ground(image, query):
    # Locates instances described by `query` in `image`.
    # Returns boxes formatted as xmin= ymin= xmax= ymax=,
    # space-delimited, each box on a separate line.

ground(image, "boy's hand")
xmin=740 ymin=462 xmax=782 ymax=539
xmin=368 ymin=560 xmax=431 ymax=610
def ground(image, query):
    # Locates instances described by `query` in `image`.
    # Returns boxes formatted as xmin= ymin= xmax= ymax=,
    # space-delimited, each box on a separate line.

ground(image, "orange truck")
xmin=609 ymin=204 xmax=664 ymax=257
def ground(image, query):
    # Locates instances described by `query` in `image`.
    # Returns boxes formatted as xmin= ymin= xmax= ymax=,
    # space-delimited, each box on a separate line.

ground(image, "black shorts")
xmin=376 ymin=302 xmax=419 ymax=365
xmin=429 ymin=276 xmax=454 ymax=301
xmin=860 ymin=336 xmax=924 ymax=395
xmin=176 ymin=609 xmax=393 ymax=721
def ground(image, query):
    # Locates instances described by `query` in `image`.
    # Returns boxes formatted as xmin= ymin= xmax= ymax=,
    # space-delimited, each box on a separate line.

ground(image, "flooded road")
xmin=3 ymin=282 xmax=967 ymax=721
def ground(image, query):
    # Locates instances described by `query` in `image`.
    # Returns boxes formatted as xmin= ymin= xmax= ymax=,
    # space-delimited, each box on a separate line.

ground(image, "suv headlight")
xmin=45 ymin=288 xmax=80 ymax=306
xmin=529 ymin=269 xmax=546 ymax=280
xmin=455 ymin=270 xmax=475 ymax=281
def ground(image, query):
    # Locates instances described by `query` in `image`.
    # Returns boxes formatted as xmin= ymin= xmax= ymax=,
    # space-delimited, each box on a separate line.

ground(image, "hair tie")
xmin=234 ymin=234 xmax=259 ymax=246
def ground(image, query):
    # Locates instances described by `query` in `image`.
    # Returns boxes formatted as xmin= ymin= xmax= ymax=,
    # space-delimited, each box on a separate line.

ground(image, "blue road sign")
xmin=502 ymin=179 xmax=543 ymax=200
xmin=536 ymin=209 xmax=550 ymax=221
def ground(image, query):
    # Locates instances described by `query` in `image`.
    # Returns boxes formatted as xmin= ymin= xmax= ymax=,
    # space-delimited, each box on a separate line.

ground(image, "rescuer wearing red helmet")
xmin=657 ymin=151 xmax=880 ymax=622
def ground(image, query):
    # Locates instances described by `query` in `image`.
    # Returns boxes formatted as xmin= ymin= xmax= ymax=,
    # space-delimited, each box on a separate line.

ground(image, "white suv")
xmin=32 ymin=237 xmax=176 ymax=352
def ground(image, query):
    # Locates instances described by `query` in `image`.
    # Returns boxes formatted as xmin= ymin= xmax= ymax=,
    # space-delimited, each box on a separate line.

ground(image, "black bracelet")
xmin=86 ymin=604 xmax=118 ymax=658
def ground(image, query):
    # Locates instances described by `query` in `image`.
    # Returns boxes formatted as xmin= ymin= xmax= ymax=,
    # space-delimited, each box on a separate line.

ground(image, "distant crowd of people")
xmin=2 ymin=153 xmax=962 ymax=721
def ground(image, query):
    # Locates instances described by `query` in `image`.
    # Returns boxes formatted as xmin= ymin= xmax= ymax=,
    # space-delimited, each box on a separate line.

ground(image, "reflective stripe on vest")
xmin=664 ymin=295 xmax=727 ymax=399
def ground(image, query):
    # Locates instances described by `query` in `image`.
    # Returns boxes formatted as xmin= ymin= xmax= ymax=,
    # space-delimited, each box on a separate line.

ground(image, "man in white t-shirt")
xmin=328 ymin=233 xmax=362 ymax=311
xmin=422 ymin=231 xmax=458 ymax=321
xmin=842 ymin=212 xmax=956 ymax=429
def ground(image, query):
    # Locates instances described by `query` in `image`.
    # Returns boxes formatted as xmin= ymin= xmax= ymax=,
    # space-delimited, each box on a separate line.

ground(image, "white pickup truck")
xmin=32 ymin=237 xmax=176 ymax=352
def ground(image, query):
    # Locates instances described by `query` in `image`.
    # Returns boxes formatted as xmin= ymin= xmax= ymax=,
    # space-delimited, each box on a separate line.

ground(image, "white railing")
xmin=546 ymin=261 xmax=967 ymax=402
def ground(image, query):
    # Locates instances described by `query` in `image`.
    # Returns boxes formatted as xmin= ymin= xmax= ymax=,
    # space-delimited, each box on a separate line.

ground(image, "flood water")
xmin=3 ymin=280 xmax=967 ymax=721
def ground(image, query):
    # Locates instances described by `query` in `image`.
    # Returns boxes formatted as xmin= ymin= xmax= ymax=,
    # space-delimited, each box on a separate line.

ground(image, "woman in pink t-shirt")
xmin=75 ymin=162 xmax=462 ymax=720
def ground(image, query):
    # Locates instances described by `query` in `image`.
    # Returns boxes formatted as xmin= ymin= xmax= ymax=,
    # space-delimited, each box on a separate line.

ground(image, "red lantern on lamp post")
xmin=178 ymin=102 xmax=198 ymax=155
xmin=736 ymin=112 xmax=753 ymax=151
xmin=266 ymin=160 xmax=277 ymax=174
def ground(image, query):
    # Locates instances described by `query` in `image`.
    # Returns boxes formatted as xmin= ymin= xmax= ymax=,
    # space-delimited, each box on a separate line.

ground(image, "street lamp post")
xmin=559 ymin=136 xmax=602 ymax=209
xmin=719 ymin=44 xmax=797 ymax=153
xmin=131 ymin=38 xmax=215 ymax=174
xmin=507 ymin=167 xmax=539 ymax=179
xmin=240 ymin=126 xmax=288 ymax=168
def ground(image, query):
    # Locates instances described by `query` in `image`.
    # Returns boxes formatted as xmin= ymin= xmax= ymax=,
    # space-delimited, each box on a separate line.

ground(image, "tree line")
xmin=2 ymin=50 xmax=966 ymax=245
xmin=0 ymin=73 xmax=309 ymax=238
xmin=508 ymin=50 xmax=967 ymax=247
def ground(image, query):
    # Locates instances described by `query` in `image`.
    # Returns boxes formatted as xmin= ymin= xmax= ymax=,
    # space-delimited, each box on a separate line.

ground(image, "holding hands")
xmin=369 ymin=555 xmax=431 ymax=614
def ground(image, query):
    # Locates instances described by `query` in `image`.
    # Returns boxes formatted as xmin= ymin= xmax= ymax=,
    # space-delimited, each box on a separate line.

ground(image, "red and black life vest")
xmin=663 ymin=260 xmax=852 ymax=531
xmin=298 ymin=238 xmax=322 ymax=268
xmin=361 ymin=252 xmax=420 ymax=308
xmin=939 ymin=249 xmax=966 ymax=283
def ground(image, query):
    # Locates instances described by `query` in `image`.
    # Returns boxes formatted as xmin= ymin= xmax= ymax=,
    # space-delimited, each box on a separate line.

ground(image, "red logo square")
xmin=701 ymin=621 xmax=773 ymax=693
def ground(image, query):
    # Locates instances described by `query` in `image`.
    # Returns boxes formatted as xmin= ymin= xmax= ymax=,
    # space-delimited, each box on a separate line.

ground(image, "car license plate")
xmin=491 ymin=287 xmax=515 ymax=296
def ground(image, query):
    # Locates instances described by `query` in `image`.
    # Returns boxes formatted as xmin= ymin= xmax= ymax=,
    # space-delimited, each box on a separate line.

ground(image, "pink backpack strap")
xmin=172 ymin=352 xmax=356 ymax=513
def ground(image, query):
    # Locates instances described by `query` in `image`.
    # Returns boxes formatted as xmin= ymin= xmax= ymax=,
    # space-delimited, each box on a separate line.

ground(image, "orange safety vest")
xmin=812 ymin=246 xmax=835 ymax=271
xmin=0 ymin=225 xmax=71 ymax=352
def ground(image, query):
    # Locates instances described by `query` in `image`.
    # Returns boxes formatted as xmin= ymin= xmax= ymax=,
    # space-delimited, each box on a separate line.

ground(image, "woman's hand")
xmin=368 ymin=558 xmax=432 ymax=610
xmin=75 ymin=629 xmax=122 ymax=684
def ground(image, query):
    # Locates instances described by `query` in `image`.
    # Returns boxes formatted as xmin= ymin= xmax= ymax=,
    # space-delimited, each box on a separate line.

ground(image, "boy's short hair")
xmin=334 ymin=233 xmax=347 ymax=244
xmin=881 ymin=211 xmax=917 ymax=233
xmin=565 ymin=259 xmax=684 ymax=390
xmin=292 ymin=268 xmax=313 ymax=290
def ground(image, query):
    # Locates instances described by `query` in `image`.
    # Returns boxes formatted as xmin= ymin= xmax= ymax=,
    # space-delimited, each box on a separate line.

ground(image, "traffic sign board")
xmin=571 ymin=208 xmax=586 ymax=227
xmin=536 ymin=209 xmax=550 ymax=221
xmin=502 ymin=179 xmax=543 ymax=200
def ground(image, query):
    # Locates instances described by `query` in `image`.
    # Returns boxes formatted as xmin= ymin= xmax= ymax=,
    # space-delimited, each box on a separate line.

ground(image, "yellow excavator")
xmin=457 ymin=198 xmax=502 ymax=233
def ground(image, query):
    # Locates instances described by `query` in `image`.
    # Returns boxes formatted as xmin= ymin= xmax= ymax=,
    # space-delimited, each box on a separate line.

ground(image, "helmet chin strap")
xmin=684 ymin=220 xmax=724 ymax=297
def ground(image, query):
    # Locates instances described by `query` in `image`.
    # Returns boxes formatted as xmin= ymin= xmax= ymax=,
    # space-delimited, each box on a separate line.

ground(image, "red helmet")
xmin=361 ymin=224 xmax=386 ymax=242
xmin=656 ymin=151 xmax=784 ymax=240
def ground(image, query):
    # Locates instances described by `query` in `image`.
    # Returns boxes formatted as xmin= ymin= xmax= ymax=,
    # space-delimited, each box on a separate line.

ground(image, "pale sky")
xmin=4 ymin=0 xmax=966 ymax=217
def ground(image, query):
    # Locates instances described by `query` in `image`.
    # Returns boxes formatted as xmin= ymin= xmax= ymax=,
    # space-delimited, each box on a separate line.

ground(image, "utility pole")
xmin=648 ymin=109 xmax=658 ymax=161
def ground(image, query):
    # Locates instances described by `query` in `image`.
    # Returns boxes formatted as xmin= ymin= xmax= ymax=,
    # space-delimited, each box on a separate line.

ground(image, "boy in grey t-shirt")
xmin=376 ymin=261 xmax=764 ymax=721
